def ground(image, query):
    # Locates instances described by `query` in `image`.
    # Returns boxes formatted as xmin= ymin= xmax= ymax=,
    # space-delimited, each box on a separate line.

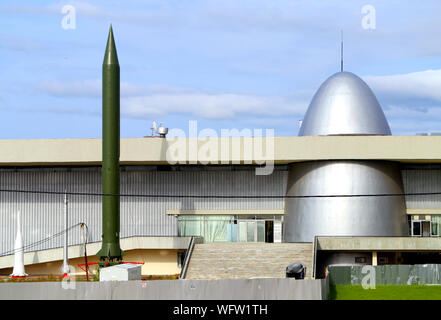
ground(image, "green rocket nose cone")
xmin=103 ymin=25 xmax=119 ymax=65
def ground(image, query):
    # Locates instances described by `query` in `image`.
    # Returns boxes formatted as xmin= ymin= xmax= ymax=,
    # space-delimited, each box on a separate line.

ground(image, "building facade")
xmin=0 ymin=135 xmax=440 ymax=277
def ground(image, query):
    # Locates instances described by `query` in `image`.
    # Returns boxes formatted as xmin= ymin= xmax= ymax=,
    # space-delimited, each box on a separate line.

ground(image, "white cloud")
xmin=362 ymin=69 xmax=441 ymax=134
xmin=30 ymin=68 xmax=441 ymax=134
xmin=36 ymin=79 xmax=307 ymax=119
xmin=38 ymin=80 xmax=101 ymax=98
xmin=122 ymin=93 xmax=306 ymax=119
xmin=364 ymin=69 xmax=441 ymax=103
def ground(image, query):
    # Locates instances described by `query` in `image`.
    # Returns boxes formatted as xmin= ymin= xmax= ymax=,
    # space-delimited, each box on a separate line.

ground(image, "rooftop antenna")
xmin=340 ymin=30 xmax=344 ymax=72
xmin=151 ymin=120 xmax=157 ymax=137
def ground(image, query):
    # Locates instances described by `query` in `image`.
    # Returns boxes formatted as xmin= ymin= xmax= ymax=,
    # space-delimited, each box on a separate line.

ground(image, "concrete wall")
xmin=317 ymin=236 xmax=441 ymax=251
xmin=0 ymin=278 xmax=328 ymax=300
xmin=1 ymin=136 xmax=440 ymax=166
xmin=0 ymin=248 xmax=183 ymax=277
xmin=316 ymin=252 xmax=372 ymax=278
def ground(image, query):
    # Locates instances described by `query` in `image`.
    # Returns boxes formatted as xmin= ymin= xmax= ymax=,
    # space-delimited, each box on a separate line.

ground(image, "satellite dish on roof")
xmin=150 ymin=120 xmax=168 ymax=138
xmin=157 ymin=123 xmax=168 ymax=137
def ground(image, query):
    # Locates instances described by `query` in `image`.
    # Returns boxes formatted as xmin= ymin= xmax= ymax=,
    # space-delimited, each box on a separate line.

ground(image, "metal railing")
xmin=312 ymin=235 xmax=318 ymax=279
xmin=179 ymin=236 xmax=203 ymax=279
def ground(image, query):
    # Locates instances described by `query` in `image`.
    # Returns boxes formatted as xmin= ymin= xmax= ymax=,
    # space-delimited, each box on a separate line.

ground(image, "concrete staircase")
xmin=185 ymin=242 xmax=313 ymax=280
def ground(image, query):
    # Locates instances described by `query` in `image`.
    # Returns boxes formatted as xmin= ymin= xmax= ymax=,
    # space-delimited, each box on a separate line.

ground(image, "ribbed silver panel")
xmin=1 ymin=165 xmax=438 ymax=255
xmin=0 ymin=168 xmax=287 ymax=255
xmin=402 ymin=169 xmax=441 ymax=209
xmin=284 ymin=161 xmax=408 ymax=242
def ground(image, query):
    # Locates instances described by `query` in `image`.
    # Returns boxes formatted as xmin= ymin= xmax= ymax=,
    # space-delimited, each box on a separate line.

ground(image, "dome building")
xmin=284 ymin=71 xmax=409 ymax=243
xmin=1 ymin=31 xmax=440 ymax=283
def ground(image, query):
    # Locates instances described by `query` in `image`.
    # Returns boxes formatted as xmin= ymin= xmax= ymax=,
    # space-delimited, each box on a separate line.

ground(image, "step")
xmin=185 ymin=243 xmax=313 ymax=280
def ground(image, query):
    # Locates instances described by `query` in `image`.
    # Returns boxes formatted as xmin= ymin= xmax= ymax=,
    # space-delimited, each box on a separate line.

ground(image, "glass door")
xmin=257 ymin=220 xmax=265 ymax=242
xmin=247 ymin=221 xmax=256 ymax=242
xmin=412 ymin=220 xmax=432 ymax=237
xmin=422 ymin=221 xmax=431 ymax=237
xmin=412 ymin=220 xmax=421 ymax=236
xmin=238 ymin=220 xmax=266 ymax=242
xmin=238 ymin=221 xmax=248 ymax=242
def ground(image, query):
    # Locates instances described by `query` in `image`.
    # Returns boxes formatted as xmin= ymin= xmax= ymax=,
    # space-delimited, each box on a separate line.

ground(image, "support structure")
xmin=60 ymin=192 xmax=70 ymax=277
xmin=372 ymin=251 xmax=378 ymax=266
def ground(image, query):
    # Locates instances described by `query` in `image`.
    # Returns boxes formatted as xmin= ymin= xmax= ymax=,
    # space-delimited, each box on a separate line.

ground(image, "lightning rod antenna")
xmin=340 ymin=30 xmax=344 ymax=72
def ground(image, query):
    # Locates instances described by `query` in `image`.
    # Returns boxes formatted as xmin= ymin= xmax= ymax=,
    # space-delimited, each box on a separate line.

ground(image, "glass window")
xmin=247 ymin=221 xmax=255 ymax=242
xmin=178 ymin=215 xmax=234 ymax=242
xmin=238 ymin=221 xmax=247 ymax=242
xmin=205 ymin=216 xmax=231 ymax=242
xmin=178 ymin=215 xmax=202 ymax=237
xmin=227 ymin=223 xmax=237 ymax=242
xmin=257 ymin=221 xmax=265 ymax=242
xmin=431 ymin=216 xmax=441 ymax=236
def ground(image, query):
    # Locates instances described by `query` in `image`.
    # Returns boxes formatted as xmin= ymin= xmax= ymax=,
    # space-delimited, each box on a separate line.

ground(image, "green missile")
xmin=96 ymin=25 xmax=124 ymax=264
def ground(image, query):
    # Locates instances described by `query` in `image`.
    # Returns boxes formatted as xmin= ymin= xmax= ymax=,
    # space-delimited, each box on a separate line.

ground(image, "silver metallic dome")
xmin=284 ymin=70 xmax=407 ymax=245
xmin=299 ymin=71 xmax=391 ymax=136
xmin=284 ymin=161 xmax=408 ymax=242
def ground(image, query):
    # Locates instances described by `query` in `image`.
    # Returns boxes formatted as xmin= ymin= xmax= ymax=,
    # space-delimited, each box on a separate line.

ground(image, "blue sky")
xmin=1 ymin=0 xmax=441 ymax=139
